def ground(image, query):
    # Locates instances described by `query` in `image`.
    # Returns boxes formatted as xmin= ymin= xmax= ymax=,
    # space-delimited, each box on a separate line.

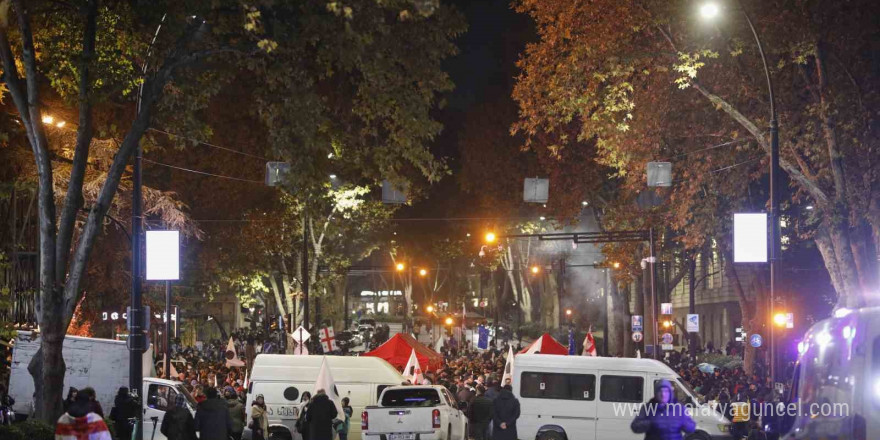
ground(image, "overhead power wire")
xmin=142 ymin=158 xmax=264 ymax=183
xmin=661 ymin=138 xmax=753 ymax=162
xmin=148 ymin=127 xmax=271 ymax=161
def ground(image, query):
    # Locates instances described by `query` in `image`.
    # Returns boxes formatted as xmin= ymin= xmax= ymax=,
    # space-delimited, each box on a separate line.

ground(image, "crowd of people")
xmin=42 ymin=322 xmax=787 ymax=440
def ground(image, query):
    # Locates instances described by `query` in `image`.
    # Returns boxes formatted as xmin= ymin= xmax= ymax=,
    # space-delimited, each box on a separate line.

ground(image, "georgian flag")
xmin=582 ymin=327 xmax=597 ymax=356
xmin=319 ymin=326 xmax=338 ymax=353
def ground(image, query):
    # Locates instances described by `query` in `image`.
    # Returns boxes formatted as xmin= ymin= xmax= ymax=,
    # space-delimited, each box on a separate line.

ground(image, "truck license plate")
xmin=269 ymin=405 xmax=299 ymax=419
xmin=389 ymin=434 xmax=415 ymax=440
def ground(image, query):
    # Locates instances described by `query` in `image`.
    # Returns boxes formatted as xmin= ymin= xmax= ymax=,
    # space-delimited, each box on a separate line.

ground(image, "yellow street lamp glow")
xmin=700 ymin=2 xmax=720 ymax=20
xmin=396 ymin=263 xmax=405 ymax=272
xmin=56 ymin=121 xmax=66 ymax=128
xmin=42 ymin=115 xmax=54 ymax=124
xmin=485 ymin=232 xmax=497 ymax=244
xmin=444 ymin=317 xmax=454 ymax=326
xmin=426 ymin=305 xmax=434 ymax=313
xmin=663 ymin=320 xmax=673 ymax=328
xmin=531 ymin=265 xmax=540 ymax=275
xmin=774 ymin=313 xmax=788 ymax=327
xmin=419 ymin=268 xmax=427 ymax=277
xmin=565 ymin=309 xmax=572 ymax=316
xmin=612 ymin=262 xmax=621 ymax=269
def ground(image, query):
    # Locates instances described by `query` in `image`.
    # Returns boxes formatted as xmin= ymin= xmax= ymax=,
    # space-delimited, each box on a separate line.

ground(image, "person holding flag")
xmin=306 ymin=357 xmax=341 ymax=440
xmin=501 ymin=346 xmax=515 ymax=386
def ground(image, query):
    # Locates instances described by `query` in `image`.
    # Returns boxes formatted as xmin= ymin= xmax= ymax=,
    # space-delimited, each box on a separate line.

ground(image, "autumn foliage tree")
xmin=512 ymin=0 xmax=880 ymax=311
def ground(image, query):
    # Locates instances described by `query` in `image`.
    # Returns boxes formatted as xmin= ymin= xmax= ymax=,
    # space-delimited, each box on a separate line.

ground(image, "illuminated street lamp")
xmin=773 ymin=312 xmax=788 ymax=327
xmin=663 ymin=320 xmax=673 ymax=329
xmin=699 ymin=2 xmax=720 ymax=19
xmin=530 ymin=265 xmax=540 ymax=275
xmin=485 ymin=232 xmax=497 ymax=244
xmin=612 ymin=262 xmax=621 ymax=269
xmin=426 ymin=305 xmax=434 ymax=313
xmin=419 ymin=268 xmax=428 ymax=277
xmin=444 ymin=317 xmax=454 ymax=326
xmin=396 ymin=263 xmax=405 ymax=272
xmin=700 ymin=0 xmax=782 ymax=384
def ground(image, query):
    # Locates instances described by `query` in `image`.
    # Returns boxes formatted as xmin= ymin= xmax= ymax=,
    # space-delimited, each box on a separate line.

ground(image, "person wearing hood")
xmin=109 ymin=387 xmax=138 ymax=440
xmin=491 ymin=385 xmax=520 ymax=440
xmin=631 ymin=379 xmax=696 ymax=440
xmin=305 ymin=389 xmax=338 ymax=440
xmin=55 ymin=394 xmax=112 ymax=440
xmin=226 ymin=388 xmax=246 ymax=440
xmin=194 ymin=387 xmax=233 ymax=440
xmin=161 ymin=394 xmax=197 ymax=440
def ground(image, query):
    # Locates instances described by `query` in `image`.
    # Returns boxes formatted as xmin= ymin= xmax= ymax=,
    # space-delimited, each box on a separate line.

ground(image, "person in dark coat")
xmin=63 ymin=387 xmax=78 ymax=412
xmin=194 ymin=387 xmax=233 ymax=440
xmin=631 ymin=379 xmax=696 ymax=440
xmin=491 ymin=385 xmax=520 ymax=440
xmin=470 ymin=386 xmax=494 ymax=440
xmin=81 ymin=387 xmax=104 ymax=417
xmin=305 ymin=389 xmax=338 ymax=440
xmin=109 ymin=387 xmax=138 ymax=440
xmin=161 ymin=394 xmax=197 ymax=440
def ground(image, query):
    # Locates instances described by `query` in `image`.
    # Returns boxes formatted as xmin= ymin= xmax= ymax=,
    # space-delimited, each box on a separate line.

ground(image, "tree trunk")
xmin=607 ymin=279 xmax=626 ymax=356
xmin=543 ymin=274 xmax=560 ymax=329
xmin=721 ymin=242 xmax=756 ymax=375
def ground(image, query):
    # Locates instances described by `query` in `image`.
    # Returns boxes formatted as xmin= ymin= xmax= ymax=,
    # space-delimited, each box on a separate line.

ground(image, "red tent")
xmin=364 ymin=333 xmax=444 ymax=372
xmin=518 ymin=333 xmax=569 ymax=355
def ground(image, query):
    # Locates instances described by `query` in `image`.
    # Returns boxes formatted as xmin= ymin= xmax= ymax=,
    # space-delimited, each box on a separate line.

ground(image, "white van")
xmin=242 ymin=354 xmax=405 ymax=440
xmin=512 ymin=354 xmax=732 ymax=440
xmin=779 ymin=307 xmax=880 ymax=440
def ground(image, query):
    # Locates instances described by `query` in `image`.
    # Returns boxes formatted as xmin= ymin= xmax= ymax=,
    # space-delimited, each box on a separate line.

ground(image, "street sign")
xmin=750 ymin=333 xmax=763 ymax=348
xmin=735 ymin=326 xmax=747 ymax=342
xmin=631 ymin=315 xmax=644 ymax=332
xmin=661 ymin=344 xmax=674 ymax=351
xmin=686 ymin=314 xmax=699 ymax=333
xmin=632 ymin=331 xmax=644 ymax=343
xmin=661 ymin=303 xmax=673 ymax=315
xmin=647 ymin=162 xmax=672 ymax=187
xmin=661 ymin=333 xmax=673 ymax=344
xmin=734 ymin=213 xmax=768 ymax=263
xmin=523 ymin=178 xmax=549 ymax=203
xmin=292 ymin=325 xmax=311 ymax=343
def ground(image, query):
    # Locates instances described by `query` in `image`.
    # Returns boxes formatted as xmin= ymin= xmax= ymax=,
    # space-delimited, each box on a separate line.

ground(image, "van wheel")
xmin=685 ymin=431 xmax=711 ymax=440
xmin=537 ymin=431 xmax=565 ymax=440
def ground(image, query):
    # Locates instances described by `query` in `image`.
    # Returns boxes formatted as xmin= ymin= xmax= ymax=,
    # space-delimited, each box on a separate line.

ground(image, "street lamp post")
xmin=701 ymin=0 xmax=780 ymax=384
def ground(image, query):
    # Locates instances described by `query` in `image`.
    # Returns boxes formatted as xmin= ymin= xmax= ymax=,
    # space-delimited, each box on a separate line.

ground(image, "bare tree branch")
xmin=56 ymin=0 xmax=97 ymax=284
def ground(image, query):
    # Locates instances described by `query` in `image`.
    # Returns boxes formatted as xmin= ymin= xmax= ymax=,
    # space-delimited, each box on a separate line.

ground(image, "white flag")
xmin=434 ymin=334 xmax=445 ymax=352
xmin=501 ymin=345 xmax=515 ymax=385
xmin=162 ymin=354 xmax=179 ymax=378
xmin=402 ymin=349 xmax=423 ymax=384
xmin=314 ymin=356 xmax=344 ymax=417
xmin=226 ymin=337 xmax=245 ymax=367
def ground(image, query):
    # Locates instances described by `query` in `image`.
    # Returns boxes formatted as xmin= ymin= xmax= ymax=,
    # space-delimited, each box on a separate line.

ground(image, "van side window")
xmin=520 ymin=372 xmax=595 ymax=401
xmin=600 ymin=375 xmax=643 ymax=403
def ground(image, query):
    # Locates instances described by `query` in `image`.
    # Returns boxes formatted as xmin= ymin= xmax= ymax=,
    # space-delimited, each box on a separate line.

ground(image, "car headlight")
xmin=717 ymin=424 xmax=730 ymax=433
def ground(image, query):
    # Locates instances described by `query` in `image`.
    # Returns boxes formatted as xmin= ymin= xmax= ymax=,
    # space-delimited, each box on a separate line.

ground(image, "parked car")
xmin=362 ymin=385 xmax=468 ymax=440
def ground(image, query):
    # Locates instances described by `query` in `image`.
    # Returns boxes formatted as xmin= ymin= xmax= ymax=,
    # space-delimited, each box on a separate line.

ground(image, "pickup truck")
xmin=362 ymin=385 xmax=468 ymax=440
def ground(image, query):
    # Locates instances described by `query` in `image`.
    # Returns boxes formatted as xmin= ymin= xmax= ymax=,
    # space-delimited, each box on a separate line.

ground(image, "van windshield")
xmin=381 ymin=389 xmax=442 ymax=407
xmin=175 ymin=384 xmax=198 ymax=408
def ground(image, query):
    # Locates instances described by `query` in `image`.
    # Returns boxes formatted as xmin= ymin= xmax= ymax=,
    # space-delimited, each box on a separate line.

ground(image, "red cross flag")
xmin=319 ymin=326 xmax=338 ymax=353
xmin=582 ymin=327 xmax=597 ymax=357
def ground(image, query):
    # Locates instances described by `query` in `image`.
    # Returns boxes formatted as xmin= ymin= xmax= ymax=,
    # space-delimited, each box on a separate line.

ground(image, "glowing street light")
xmin=42 ymin=115 xmax=54 ymax=124
xmin=426 ymin=305 xmax=434 ymax=313
xmin=485 ymin=232 xmax=497 ymax=244
xmin=612 ymin=262 xmax=621 ymax=269
xmin=663 ymin=320 xmax=673 ymax=329
xmin=773 ymin=312 xmax=788 ymax=327
xmin=419 ymin=268 xmax=428 ymax=277
xmin=699 ymin=2 xmax=720 ymax=20
xmin=530 ymin=265 xmax=540 ymax=275
xmin=444 ymin=317 xmax=454 ymax=326
xmin=396 ymin=263 xmax=405 ymax=272
xmin=565 ymin=309 xmax=572 ymax=317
